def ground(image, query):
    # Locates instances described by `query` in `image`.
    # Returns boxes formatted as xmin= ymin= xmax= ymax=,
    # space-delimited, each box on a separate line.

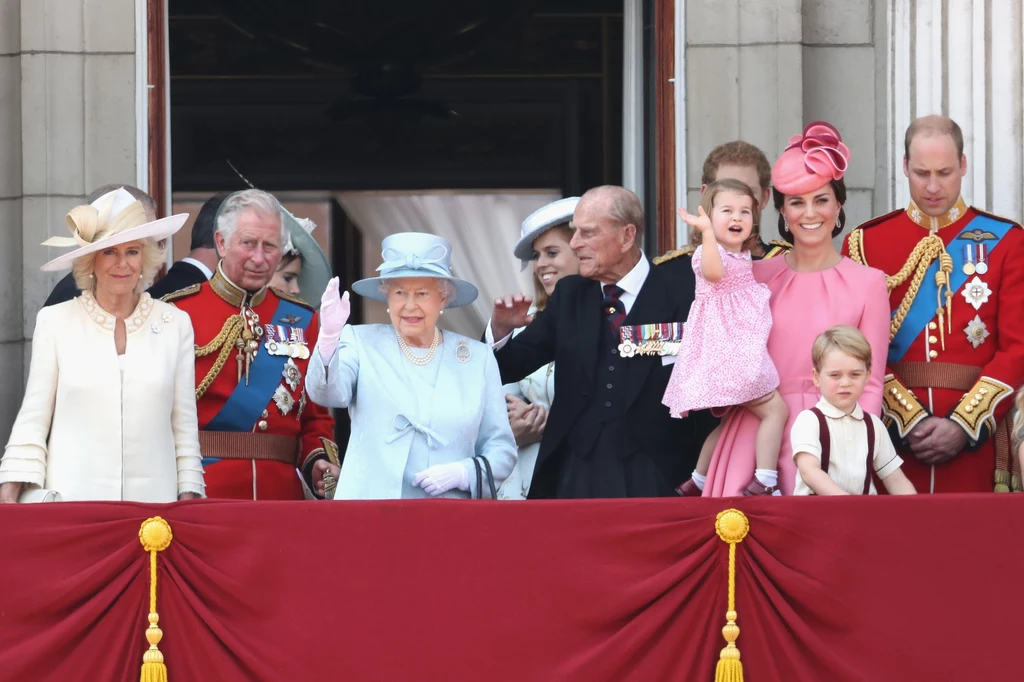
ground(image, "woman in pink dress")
xmin=702 ymin=121 xmax=891 ymax=497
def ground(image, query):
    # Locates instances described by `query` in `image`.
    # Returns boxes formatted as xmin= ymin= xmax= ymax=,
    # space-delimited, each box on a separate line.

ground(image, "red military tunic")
xmin=844 ymin=197 xmax=1024 ymax=492
xmin=165 ymin=268 xmax=337 ymax=499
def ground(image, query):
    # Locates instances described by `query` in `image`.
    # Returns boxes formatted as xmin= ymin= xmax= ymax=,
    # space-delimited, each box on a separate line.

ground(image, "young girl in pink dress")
xmin=663 ymin=178 xmax=788 ymax=496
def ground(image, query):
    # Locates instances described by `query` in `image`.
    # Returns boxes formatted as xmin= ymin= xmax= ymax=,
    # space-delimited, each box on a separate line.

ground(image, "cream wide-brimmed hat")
xmin=40 ymin=188 xmax=188 ymax=272
xmin=512 ymin=196 xmax=580 ymax=270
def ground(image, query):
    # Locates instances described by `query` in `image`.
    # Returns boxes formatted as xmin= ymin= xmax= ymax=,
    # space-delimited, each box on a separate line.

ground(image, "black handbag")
xmin=471 ymin=455 xmax=497 ymax=499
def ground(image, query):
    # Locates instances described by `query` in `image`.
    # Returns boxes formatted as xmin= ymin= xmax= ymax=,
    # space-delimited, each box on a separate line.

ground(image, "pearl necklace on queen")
xmin=396 ymin=328 xmax=441 ymax=365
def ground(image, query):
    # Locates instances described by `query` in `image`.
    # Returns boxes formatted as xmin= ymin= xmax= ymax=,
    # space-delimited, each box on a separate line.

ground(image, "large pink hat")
xmin=771 ymin=121 xmax=850 ymax=196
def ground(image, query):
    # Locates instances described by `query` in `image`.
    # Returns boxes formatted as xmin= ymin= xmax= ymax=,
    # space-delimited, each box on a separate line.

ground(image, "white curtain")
xmin=337 ymin=190 xmax=561 ymax=336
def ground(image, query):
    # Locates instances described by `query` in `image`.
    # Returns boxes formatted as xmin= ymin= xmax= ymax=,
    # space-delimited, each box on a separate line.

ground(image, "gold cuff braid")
xmin=949 ymin=377 xmax=1013 ymax=442
xmin=882 ymin=373 xmax=929 ymax=438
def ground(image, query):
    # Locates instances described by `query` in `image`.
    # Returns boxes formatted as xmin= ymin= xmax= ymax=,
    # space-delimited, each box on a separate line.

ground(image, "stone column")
xmin=0 ymin=0 xmax=140 ymax=441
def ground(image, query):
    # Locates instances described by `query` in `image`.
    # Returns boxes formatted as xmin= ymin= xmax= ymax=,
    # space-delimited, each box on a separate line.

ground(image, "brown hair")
xmin=702 ymin=141 xmax=772 ymax=193
xmin=904 ymin=115 xmax=965 ymax=159
xmin=771 ymin=179 xmax=847 ymax=243
xmin=530 ymin=223 xmax=574 ymax=311
xmin=689 ymin=179 xmax=762 ymax=252
xmin=812 ymin=325 xmax=873 ymax=372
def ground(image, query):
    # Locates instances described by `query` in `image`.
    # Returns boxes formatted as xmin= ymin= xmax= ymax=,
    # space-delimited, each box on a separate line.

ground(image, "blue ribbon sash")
xmin=888 ymin=214 xmax=1014 ymax=363
xmin=205 ymin=297 xmax=313 ymax=438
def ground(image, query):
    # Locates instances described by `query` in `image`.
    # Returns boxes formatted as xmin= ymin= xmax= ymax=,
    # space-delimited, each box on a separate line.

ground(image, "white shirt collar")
xmin=612 ymin=253 xmax=650 ymax=297
xmin=816 ymin=397 xmax=864 ymax=421
xmin=182 ymin=257 xmax=214 ymax=280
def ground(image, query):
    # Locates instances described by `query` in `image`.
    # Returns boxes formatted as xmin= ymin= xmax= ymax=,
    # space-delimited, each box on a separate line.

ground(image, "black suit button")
xmin=609 ymin=366 xmax=615 ymax=371
xmin=606 ymin=383 xmax=613 ymax=389
xmin=605 ymin=401 xmax=612 ymax=408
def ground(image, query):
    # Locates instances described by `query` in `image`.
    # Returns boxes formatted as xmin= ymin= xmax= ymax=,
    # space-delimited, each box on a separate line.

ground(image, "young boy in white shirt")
xmin=792 ymin=326 xmax=917 ymax=496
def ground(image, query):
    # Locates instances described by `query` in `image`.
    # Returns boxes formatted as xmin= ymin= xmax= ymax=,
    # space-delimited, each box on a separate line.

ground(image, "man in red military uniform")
xmin=844 ymin=115 xmax=1024 ymax=493
xmin=165 ymin=189 xmax=337 ymax=499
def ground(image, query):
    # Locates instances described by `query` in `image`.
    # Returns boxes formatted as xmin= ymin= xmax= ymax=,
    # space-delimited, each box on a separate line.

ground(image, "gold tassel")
xmin=138 ymin=517 xmax=174 ymax=682
xmin=714 ymin=509 xmax=750 ymax=682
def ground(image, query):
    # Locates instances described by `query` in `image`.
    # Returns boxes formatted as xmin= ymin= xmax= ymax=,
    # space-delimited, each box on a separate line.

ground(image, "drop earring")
xmin=386 ymin=308 xmax=390 ymax=313
xmin=835 ymin=215 xmax=843 ymax=230
xmin=439 ymin=309 xmax=444 ymax=315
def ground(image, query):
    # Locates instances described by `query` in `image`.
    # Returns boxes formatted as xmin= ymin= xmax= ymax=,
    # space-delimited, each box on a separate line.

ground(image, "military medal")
xmin=962 ymin=245 xmax=976 ymax=275
xmin=455 ymin=339 xmax=472 ymax=363
xmin=975 ymin=244 xmax=989 ymax=274
xmin=264 ymin=324 xmax=293 ymax=357
xmin=964 ymin=315 xmax=989 ymax=349
xmin=618 ymin=322 xmax=685 ymax=357
xmin=961 ymin=276 xmax=992 ymax=311
xmin=273 ymin=385 xmax=295 ymax=415
xmin=237 ymin=308 xmax=262 ymax=384
xmin=288 ymin=327 xmax=310 ymax=360
xmin=282 ymin=358 xmax=302 ymax=391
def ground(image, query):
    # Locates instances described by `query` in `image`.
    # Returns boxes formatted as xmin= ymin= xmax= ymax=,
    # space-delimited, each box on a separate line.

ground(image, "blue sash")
xmin=205 ymin=297 xmax=313 ymax=435
xmin=888 ymin=214 xmax=1014 ymax=362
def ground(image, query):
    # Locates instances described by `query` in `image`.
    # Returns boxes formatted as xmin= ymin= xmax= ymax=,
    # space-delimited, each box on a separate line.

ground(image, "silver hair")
xmin=378 ymin=278 xmax=457 ymax=308
xmin=215 ymin=189 xmax=286 ymax=246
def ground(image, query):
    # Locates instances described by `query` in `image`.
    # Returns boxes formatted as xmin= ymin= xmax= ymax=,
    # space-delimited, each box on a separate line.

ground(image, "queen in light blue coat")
xmin=306 ymin=233 xmax=516 ymax=499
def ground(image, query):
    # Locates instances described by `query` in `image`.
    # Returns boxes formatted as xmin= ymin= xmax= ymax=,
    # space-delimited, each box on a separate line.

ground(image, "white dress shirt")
xmin=488 ymin=254 xmax=651 ymax=348
xmin=182 ymin=257 xmax=214 ymax=280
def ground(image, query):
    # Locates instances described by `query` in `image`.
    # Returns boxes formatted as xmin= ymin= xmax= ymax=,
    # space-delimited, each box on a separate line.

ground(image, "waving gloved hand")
xmin=413 ymin=462 xmax=470 ymax=497
xmin=317 ymin=277 xmax=351 ymax=362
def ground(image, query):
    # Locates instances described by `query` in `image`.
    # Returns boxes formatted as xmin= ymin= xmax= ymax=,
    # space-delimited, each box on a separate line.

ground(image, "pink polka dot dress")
xmin=662 ymin=243 xmax=778 ymax=417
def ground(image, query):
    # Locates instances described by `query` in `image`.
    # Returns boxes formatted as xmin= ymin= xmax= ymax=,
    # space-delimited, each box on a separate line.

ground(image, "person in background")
xmin=306 ymin=233 xmax=517 ymax=500
xmin=268 ymin=210 xmax=332 ymax=308
xmin=43 ymin=184 xmax=158 ymax=307
xmin=488 ymin=185 xmax=713 ymax=499
xmin=700 ymin=122 xmax=891 ymax=496
xmin=792 ymin=326 xmax=916 ymax=496
xmin=165 ymin=189 xmax=337 ymax=500
xmin=655 ymin=140 xmax=791 ymax=266
xmin=0 ymin=188 xmax=204 ymax=502
xmin=844 ymin=115 xmax=1024 ymax=493
xmin=498 ymin=197 xmax=581 ymax=500
xmin=148 ymin=192 xmax=228 ymax=299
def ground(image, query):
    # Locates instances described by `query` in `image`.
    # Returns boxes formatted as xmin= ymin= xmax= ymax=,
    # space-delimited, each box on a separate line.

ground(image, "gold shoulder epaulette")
xmin=855 ymin=208 xmax=903 ymax=231
xmin=271 ymin=288 xmax=315 ymax=312
xmin=653 ymin=246 xmax=696 ymax=265
xmin=762 ymin=240 xmax=792 ymax=259
xmin=971 ymin=206 xmax=1024 ymax=230
xmin=160 ymin=283 xmax=202 ymax=304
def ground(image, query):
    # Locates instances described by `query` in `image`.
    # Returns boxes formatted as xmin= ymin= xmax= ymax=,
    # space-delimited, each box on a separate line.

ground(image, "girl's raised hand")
xmin=677 ymin=206 xmax=713 ymax=236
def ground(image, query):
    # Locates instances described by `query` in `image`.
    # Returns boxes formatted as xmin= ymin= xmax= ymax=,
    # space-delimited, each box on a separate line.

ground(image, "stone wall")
xmin=683 ymin=0 xmax=884 ymax=243
xmin=0 ymin=0 xmax=139 ymax=440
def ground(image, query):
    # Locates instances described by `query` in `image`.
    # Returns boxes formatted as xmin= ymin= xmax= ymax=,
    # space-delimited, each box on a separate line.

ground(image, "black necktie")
xmin=601 ymin=284 xmax=626 ymax=337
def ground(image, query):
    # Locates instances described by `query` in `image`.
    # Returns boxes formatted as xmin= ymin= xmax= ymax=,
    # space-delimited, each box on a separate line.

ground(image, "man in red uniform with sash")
xmin=165 ymin=189 xmax=337 ymax=499
xmin=844 ymin=115 xmax=1024 ymax=493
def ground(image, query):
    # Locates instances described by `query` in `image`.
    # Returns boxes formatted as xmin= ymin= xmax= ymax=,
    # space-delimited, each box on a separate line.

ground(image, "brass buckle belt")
xmin=889 ymin=362 xmax=981 ymax=391
xmin=199 ymin=431 xmax=298 ymax=466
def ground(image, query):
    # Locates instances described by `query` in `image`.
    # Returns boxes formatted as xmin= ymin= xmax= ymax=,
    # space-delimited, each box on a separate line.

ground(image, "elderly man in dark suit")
xmin=488 ymin=185 xmax=713 ymax=498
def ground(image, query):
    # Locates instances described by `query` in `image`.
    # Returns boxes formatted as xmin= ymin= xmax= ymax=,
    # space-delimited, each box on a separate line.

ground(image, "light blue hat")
xmin=280 ymin=209 xmax=332 ymax=309
xmin=513 ymin=196 xmax=580 ymax=269
xmin=352 ymin=232 xmax=479 ymax=308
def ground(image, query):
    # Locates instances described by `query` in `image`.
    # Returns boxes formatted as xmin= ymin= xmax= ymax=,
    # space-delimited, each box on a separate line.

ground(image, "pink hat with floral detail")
xmin=770 ymin=121 xmax=850 ymax=196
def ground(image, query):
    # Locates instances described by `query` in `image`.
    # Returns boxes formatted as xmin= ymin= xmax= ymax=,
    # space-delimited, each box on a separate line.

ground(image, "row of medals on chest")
xmin=959 ymin=243 xmax=992 ymax=349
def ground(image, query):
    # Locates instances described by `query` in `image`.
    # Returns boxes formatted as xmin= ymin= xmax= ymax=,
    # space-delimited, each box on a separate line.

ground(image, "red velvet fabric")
xmin=0 ymin=496 xmax=1021 ymax=681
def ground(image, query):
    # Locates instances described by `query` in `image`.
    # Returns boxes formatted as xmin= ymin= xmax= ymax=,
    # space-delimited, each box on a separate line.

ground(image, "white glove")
xmin=412 ymin=463 xmax=470 ymax=497
xmin=317 ymin=277 xmax=351 ymax=362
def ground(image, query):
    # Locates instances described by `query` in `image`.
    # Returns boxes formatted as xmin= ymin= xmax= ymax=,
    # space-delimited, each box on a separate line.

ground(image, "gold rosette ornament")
xmin=138 ymin=517 xmax=174 ymax=682
xmin=714 ymin=509 xmax=750 ymax=682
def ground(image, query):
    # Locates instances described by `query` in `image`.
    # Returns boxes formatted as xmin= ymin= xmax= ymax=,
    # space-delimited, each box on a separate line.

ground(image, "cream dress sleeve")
xmin=0 ymin=307 xmax=59 ymax=489
xmin=169 ymin=305 xmax=206 ymax=497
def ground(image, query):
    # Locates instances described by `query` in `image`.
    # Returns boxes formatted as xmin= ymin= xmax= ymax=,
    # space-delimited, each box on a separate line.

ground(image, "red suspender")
xmin=810 ymin=407 xmax=875 ymax=494
xmin=863 ymin=415 xmax=875 ymax=495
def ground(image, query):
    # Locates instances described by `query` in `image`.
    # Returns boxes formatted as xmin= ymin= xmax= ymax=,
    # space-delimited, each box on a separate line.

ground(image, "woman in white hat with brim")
xmin=305 ymin=232 xmax=517 ymax=499
xmin=0 ymin=188 xmax=206 ymax=503
xmin=497 ymin=197 xmax=581 ymax=499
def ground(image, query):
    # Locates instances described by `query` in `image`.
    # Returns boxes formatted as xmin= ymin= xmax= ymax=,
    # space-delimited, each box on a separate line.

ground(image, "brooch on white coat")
xmin=161 ymin=312 xmax=174 ymax=324
xmin=273 ymin=385 xmax=295 ymax=415
xmin=456 ymin=339 xmax=472 ymax=363
xmin=150 ymin=323 xmax=162 ymax=334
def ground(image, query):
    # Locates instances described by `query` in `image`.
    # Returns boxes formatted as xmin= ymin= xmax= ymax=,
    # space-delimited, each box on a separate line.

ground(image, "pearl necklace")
xmin=396 ymin=328 xmax=441 ymax=365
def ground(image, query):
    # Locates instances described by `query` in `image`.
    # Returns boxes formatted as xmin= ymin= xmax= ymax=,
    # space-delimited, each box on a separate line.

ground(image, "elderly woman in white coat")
xmin=0 ymin=188 xmax=206 ymax=503
xmin=498 ymin=197 xmax=580 ymax=499
xmin=306 ymin=232 xmax=516 ymax=499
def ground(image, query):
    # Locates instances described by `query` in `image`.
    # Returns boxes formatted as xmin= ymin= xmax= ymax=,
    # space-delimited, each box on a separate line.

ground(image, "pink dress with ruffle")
xmin=662 ymin=244 xmax=778 ymax=418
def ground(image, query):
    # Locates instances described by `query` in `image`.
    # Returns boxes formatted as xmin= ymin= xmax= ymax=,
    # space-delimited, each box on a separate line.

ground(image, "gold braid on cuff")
xmin=949 ymin=377 xmax=1013 ymax=443
xmin=882 ymin=373 xmax=930 ymax=438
